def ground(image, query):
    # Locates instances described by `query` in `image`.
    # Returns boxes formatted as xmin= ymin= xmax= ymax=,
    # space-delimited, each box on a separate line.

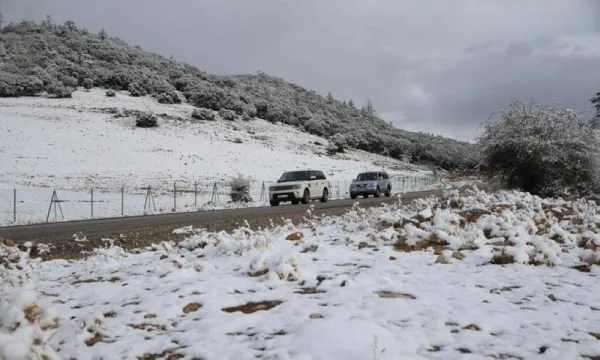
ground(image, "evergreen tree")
xmin=348 ymin=99 xmax=355 ymax=109
xmin=99 ymin=28 xmax=108 ymax=40
xmin=592 ymin=91 xmax=600 ymax=119
xmin=327 ymin=92 xmax=334 ymax=104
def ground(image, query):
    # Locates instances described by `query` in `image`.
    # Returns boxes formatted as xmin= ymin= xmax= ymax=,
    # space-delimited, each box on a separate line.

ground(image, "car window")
xmin=382 ymin=173 xmax=389 ymax=179
xmin=278 ymin=171 xmax=310 ymax=182
xmin=316 ymin=171 xmax=326 ymax=180
xmin=356 ymin=172 xmax=378 ymax=181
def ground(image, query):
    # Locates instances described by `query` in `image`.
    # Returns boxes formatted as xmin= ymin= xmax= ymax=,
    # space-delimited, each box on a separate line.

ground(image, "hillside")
xmin=0 ymin=18 xmax=478 ymax=170
xmin=0 ymin=88 xmax=438 ymax=225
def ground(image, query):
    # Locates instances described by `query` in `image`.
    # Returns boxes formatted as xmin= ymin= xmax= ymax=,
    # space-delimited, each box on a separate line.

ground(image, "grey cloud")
xmin=3 ymin=0 xmax=599 ymax=142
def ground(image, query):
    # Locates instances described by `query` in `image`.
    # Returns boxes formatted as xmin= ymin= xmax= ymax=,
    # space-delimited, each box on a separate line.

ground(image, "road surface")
xmin=0 ymin=184 xmax=486 ymax=242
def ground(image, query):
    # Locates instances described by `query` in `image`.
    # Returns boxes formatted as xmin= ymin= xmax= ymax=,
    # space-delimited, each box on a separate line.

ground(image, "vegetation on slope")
xmin=0 ymin=17 xmax=478 ymax=170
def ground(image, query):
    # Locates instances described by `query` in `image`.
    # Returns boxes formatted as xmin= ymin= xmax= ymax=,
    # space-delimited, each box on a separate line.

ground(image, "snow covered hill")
xmin=1 ymin=188 xmax=599 ymax=359
xmin=0 ymin=89 xmax=433 ymax=225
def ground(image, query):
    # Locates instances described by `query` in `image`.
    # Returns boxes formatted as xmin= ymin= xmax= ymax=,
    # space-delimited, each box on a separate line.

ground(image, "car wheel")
xmin=270 ymin=200 xmax=280 ymax=206
xmin=301 ymin=189 xmax=310 ymax=204
xmin=374 ymin=187 xmax=380 ymax=198
xmin=321 ymin=188 xmax=329 ymax=203
xmin=291 ymin=199 xmax=300 ymax=205
xmin=385 ymin=186 xmax=391 ymax=197
xmin=350 ymin=194 xmax=357 ymax=199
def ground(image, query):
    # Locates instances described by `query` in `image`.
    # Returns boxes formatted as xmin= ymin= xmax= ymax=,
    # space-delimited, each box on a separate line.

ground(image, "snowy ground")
xmin=1 ymin=187 xmax=599 ymax=359
xmin=0 ymin=88 xmax=438 ymax=225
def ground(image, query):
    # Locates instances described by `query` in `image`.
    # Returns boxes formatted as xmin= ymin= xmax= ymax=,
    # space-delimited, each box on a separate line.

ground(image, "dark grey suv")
xmin=349 ymin=171 xmax=392 ymax=199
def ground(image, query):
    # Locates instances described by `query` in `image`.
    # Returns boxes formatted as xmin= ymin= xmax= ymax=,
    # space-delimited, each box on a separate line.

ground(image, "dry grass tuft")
xmin=222 ymin=300 xmax=283 ymax=314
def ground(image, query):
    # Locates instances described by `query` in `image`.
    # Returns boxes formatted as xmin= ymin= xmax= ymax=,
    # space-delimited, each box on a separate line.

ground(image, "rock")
xmin=452 ymin=251 xmax=466 ymax=261
xmin=309 ymin=313 xmax=324 ymax=319
xmin=435 ymin=254 xmax=450 ymax=264
xmin=285 ymin=232 xmax=304 ymax=241
xmin=389 ymin=256 xmax=397 ymax=261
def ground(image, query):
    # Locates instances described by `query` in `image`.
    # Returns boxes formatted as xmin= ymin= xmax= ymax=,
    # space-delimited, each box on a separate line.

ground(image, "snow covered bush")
xmin=219 ymin=108 xmax=237 ymax=121
xmin=191 ymin=108 xmax=215 ymax=121
xmin=228 ymin=173 xmax=252 ymax=203
xmin=82 ymin=78 xmax=94 ymax=91
xmin=45 ymin=81 xmax=72 ymax=98
xmin=478 ymin=101 xmax=600 ymax=198
xmin=327 ymin=133 xmax=348 ymax=155
xmin=128 ymin=81 xmax=147 ymax=97
xmin=105 ymin=89 xmax=116 ymax=97
xmin=135 ymin=112 xmax=158 ymax=128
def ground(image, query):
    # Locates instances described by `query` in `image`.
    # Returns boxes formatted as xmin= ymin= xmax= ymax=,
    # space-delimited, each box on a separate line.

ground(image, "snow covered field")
xmin=1 ymin=187 xmax=599 ymax=359
xmin=0 ymin=89 xmax=435 ymax=225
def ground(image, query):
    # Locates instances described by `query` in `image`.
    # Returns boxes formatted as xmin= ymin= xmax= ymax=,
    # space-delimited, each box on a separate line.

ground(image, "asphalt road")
xmin=0 ymin=184 xmax=487 ymax=242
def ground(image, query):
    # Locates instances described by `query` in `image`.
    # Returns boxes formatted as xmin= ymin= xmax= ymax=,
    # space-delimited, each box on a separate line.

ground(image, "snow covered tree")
xmin=478 ymin=100 xmax=600 ymax=198
xmin=348 ymin=99 xmax=355 ymax=109
xmin=99 ymin=29 xmax=108 ymax=41
xmin=591 ymin=91 xmax=600 ymax=120
xmin=327 ymin=92 xmax=334 ymax=104
xmin=361 ymin=98 xmax=376 ymax=117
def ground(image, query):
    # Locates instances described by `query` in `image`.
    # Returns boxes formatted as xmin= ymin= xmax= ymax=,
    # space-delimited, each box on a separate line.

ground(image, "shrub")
xmin=156 ymin=91 xmax=179 ymax=104
xmin=136 ymin=112 xmax=158 ymax=128
xmin=327 ymin=133 xmax=347 ymax=155
xmin=191 ymin=108 xmax=215 ymax=121
xmin=46 ymin=81 xmax=72 ymax=98
xmin=219 ymin=108 xmax=237 ymax=121
xmin=128 ymin=82 xmax=147 ymax=97
xmin=229 ymin=173 xmax=252 ymax=203
xmin=105 ymin=89 xmax=116 ymax=97
xmin=82 ymin=78 xmax=94 ymax=91
xmin=478 ymin=100 xmax=600 ymax=198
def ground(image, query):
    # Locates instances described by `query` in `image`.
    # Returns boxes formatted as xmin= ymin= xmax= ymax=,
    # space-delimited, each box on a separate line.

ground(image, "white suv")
xmin=269 ymin=170 xmax=330 ymax=206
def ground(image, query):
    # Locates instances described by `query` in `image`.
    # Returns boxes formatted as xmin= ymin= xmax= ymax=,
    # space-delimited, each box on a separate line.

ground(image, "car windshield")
xmin=356 ymin=173 xmax=378 ymax=181
xmin=278 ymin=171 xmax=311 ymax=183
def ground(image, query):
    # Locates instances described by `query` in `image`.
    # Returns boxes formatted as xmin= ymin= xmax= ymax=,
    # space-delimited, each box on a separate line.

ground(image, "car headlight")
xmin=293 ymin=185 xmax=301 ymax=189
xmin=368 ymin=183 xmax=376 ymax=188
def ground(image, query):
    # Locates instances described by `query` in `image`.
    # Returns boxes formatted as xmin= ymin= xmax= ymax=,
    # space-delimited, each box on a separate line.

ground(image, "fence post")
xmin=91 ymin=187 xmax=94 ymax=218
xmin=173 ymin=181 xmax=177 ymax=211
xmin=194 ymin=181 xmax=198 ymax=207
xmin=13 ymin=189 xmax=16 ymax=223
xmin=121 ymin=186 xmax=124 ymax=216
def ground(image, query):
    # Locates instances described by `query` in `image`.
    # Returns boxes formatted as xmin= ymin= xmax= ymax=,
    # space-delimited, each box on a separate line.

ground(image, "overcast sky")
xmin=3 ymin=0 xmax=600 ymax=142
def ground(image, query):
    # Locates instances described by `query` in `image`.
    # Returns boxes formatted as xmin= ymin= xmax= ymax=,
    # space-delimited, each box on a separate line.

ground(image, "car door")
xmin=307 ymin=171 xmax=318 ymax=197
xmin=317 ymin=171 xmax=327 ymax=196
xmin=377 ymin=172 xmax=384 ymax=189
xmin=313 ymin=171 xmax=324 ymax=196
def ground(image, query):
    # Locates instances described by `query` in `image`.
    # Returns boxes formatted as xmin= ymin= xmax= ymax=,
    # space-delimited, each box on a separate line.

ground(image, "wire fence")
xmin=0 ymin=174 xmax=439 ymax=226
